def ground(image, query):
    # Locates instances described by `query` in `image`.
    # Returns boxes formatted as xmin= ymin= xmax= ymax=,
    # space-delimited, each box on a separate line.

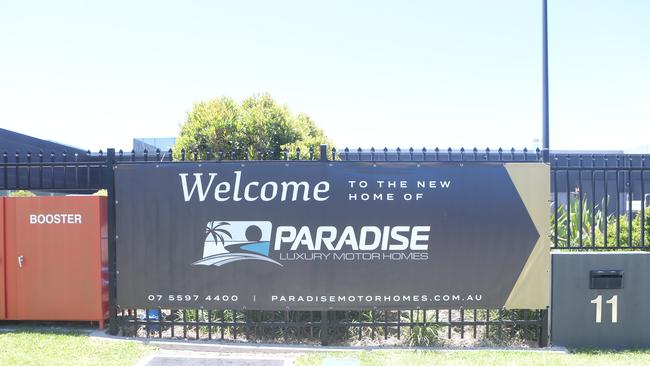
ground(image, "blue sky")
xmin=1 ymin=1 xmax=648 ymax=152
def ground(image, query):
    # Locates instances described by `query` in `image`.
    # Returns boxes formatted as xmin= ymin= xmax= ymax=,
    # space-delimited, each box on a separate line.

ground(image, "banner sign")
xmin=115 ymin=162 xmax=550 ymax=310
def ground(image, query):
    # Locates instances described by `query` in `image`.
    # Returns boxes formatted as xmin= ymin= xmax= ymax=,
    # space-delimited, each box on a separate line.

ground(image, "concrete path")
xmin=135 ymin=351 xmax=293 ymax=366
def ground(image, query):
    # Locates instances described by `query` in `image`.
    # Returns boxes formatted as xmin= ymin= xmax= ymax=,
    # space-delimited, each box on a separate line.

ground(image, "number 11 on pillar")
xmin=590 ymin=295 xmax=618 ymax=324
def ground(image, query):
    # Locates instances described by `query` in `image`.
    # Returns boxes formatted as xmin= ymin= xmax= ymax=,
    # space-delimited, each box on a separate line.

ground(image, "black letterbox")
xmin=589 ymin=270 xmax=623 ymax=289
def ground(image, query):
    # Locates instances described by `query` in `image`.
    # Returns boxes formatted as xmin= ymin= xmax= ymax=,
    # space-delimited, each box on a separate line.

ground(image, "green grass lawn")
xmin=296 ymin=349 xmax=650 ymax=366
xmin=0 ymin=329 xmax=153 ymax=366
xmin=2 ymin=329 xmax=649 ymax=366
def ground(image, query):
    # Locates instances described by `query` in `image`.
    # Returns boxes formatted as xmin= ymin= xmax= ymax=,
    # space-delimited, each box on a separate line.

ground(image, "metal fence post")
xmin=320 ymin=144 xmax=328 ymax=162
xmin=539 ymin=308 xmax=549 ymax=347
xmin=320 ymin=310 xmax=330 ymax=346
xmin=106 ymin=148 xmax=119 ymax=335
xmin=319 ymin=144 xmax=331 ymax=345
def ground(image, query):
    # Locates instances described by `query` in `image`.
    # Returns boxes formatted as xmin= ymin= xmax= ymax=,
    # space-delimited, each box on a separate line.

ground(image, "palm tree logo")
xmin=203 ymin=221 xmax=232 ymax=257
xmin=193 ymin=220 xmax=282 ymax=267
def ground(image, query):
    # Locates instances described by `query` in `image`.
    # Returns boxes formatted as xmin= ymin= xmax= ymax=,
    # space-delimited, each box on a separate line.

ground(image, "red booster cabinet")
xmin=0 ymin=196 xmax=108 ymax=327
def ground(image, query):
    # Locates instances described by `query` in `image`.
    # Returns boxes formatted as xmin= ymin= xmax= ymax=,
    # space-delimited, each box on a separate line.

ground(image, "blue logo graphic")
xmin=192 ymin=221 xmax=282 ymax=267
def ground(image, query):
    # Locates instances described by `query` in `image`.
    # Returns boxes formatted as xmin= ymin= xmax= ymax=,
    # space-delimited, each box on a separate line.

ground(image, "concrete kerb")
xmin=89 ymin=329 xmax=569 ymax=354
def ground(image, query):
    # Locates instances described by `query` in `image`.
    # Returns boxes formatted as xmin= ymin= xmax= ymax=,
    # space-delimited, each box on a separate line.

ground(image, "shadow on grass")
xmin=0 ymin=321 xmax=97 ymax=337
xmin=569 ymin=347 xmax=650 ymax=355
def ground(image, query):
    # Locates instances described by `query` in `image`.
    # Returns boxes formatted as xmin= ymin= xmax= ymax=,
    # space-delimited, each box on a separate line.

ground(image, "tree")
xmin=174 ymin=93 xmax=334 ymax=160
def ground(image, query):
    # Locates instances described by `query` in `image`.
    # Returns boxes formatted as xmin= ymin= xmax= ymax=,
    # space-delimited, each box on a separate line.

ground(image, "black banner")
xmin=115 ymin=162 xmax=545 ymax=310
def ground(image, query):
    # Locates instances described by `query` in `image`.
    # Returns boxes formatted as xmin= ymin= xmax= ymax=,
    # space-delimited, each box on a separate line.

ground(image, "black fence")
xmin=550 ymin=154 xmax=649 ymax=250
xmin=2 ymin=146 xmax=649 ymax=347
xmin=1 ymin=150 xmax=107 ymax=193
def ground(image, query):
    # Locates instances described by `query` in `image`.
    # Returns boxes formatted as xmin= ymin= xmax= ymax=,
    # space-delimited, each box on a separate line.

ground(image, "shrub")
xmin=401 ymin=310 xmax=441 ymax=346
xmin=8 ymin=190 xmax=36 ymax=197
xmin=551 ymin=197 xmax=650 ymax=248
